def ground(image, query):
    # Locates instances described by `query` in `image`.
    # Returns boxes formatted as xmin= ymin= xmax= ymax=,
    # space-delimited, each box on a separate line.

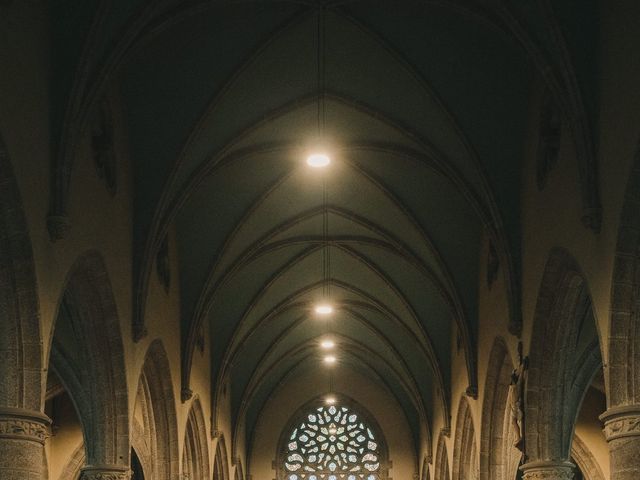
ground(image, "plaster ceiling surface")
xmin=49 ymin=0 xmax=600 ymax=458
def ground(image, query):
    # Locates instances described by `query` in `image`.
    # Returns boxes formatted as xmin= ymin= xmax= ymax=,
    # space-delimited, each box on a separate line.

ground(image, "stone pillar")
xmin=600 ymin=405 xmax=640 ymax=480
xmin=519 ymin=460 xmax=575 ymax=480
xmin=80 ymin=465 xmax=131 ymax=480
xmin=0 ymin=407 xmax=50 ymax=480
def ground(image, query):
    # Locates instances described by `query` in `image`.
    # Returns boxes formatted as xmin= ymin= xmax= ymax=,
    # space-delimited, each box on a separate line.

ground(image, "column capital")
xmin=0 ymin=407 xmax=51 ymax=444
xmin=599 ymin=404 xmax=640 ymax=441
xmin=80 ymin=465 xmax=131 ymax=480
xmin=519 ymin=460 xmax=575 ymax=480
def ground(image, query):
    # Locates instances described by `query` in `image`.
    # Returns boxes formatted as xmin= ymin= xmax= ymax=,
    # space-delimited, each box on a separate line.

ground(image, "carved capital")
xmin=0 ymin=407 xmax=51 ymax=444
xmin=47 ymin=214 xmax=71 ymax=242
xmin=465 ymin=385 xmax=478 ymax=399
xmin=132 ymin=323 xmax=147 ymax=343
xmin=600 ymin=405 xmax=640 ymax=441
xmin=520 ymin=460 xmax=574 ymax=480
xmin=80 ymin=465 xmax=131 ymax=480
xmin=181 ymin=387 xmax=193 ymax=403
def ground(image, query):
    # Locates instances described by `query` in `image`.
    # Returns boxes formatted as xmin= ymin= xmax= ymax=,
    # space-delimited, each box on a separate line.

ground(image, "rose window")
xmin=283 ymin=404 xmax=381 ymax=480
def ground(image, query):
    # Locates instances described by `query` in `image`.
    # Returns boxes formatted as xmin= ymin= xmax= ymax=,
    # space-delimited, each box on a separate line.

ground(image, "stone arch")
xmin=480 ymin=338 xmax=521 ymax=480
xmin=434 ymin=433 xmax=450 ymax=480
xmin=183 ymin=397 xmax=210 ymax=480
xmin=452 ymin=397 xmax=478 ymax=480
xmin=132 ymin=339 xmax=180 ymax=480
xmin=58 ymin=443 xmax=85 ymax=480
xmin=276 ymin=395 xmax=390 ymax=480
xmin=213 ymin=435 xmax=230 ymax=480
xmin=525 ymin=248 xmax=602 ymax=462
xmin=609 ymin=141 xmax=640 ymax=406
xmin=48 ymin=251 xmax=129 ymax=468
xmin=421 ymin=457 xmax=430 ymax=480
xmin=570 ymin=435 xmax=605 ymax=480
xmin=233 ymin=460 xmax=244 ymax=480
xmin=0 ymin=134 xmax=42 ymax=411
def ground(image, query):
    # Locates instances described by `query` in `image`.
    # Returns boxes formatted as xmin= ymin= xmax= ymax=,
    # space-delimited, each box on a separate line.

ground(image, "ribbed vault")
xmin=45 ymin=0 xmax=602 ymax=469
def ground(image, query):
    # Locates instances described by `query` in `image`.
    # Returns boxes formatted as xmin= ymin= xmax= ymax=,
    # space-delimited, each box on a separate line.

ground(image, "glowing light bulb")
xmin=321 ymin=339 xmax=335 ymax=349
xmin=325 ymin=396 xmax=336 ymax=405
xmin=323 ymin=355 xmax=337 ymax=365
xmin=315 ymin=304 xmax=333 ymax=315
xmin=307 ymin=153 xmax=331 ymax=168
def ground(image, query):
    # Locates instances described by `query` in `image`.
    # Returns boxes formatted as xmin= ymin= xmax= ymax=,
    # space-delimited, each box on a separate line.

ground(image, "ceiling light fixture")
xmin=325 ymin=396 xmax=336 ymax=405
xmin=321 ymin=339 xmax=335 ymax=349
xmin=315 ymin=304 xmax=333 ymax=315
xmin=323 ymin=355 xmax=336 ymax=365
xmin=307 ymin=153 xmax=331 ymax=168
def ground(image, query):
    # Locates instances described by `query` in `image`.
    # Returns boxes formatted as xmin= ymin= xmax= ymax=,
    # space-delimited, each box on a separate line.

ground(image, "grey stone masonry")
xmin=519 ymin=460 xmax=575 ymax=480
xmin=80 ymin=465 xmax=132 ymax=480
xmin=0 ymin=407 xmax=50 ymax=480
xmin=600 ymin=405 xmax=640 ymax=480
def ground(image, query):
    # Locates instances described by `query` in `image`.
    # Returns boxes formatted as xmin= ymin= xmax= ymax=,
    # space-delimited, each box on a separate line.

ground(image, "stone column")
xmin=519 ymin=460 xmax=575 ymax=480
xmin=600 ymin=405 xmax=640 ymax=480
xmin=0 ymin=407 xmax=50 ymax=480
xmin=80 ymin=465 xmax=131 ymax=480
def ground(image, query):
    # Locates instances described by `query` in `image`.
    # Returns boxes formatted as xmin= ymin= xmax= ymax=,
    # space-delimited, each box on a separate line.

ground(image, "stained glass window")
xmin=283 ymin=404 xmax=381 ymax=480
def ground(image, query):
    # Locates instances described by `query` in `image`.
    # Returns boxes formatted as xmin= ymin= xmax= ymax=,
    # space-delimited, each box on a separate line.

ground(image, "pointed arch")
xmin=525 ymin=248 xmax=602 ymax=462
xmin=0 ymin=134 xmax=42 ymax=410
xmin=452 ymin=397 xmax=478 ymax=480
xmin=570 ymin=435 xmax=605 ymax=480
xmin=213 ymin=435 xmax=230 ymax=480
xmin=57 ymin=442 xmax=85 ymax=480
xmin=421 ymin=457 xmax=430 ymax=480
xmin=133 ymin=339 xmax=180 ymax=480
xmin=183 ymin=397 xmax=210 ymax=480
xmin=234 ymin=460 xmax=244 ymax=480
xmin=48 ymin=251 xmax=129 ymax=466
xmin=480 ymin=338 xmax=521 ymax=480
xmin=434 ymin=433 xmax=450 ymax=480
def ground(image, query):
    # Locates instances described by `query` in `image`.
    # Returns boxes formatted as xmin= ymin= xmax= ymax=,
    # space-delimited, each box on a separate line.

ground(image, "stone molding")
xmin=80 ymin=465 xmax=131 ymax=480
xmin=600 ymin=404 xmax=640 ymax=441
xmin=519 ymin=460 xmax=574 ymax=480
xmin=0 ymin=407 xmax=51 ymax=444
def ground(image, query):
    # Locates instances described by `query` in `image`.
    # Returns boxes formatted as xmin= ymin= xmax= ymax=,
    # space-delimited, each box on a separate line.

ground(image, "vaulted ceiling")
xmin=49 ymin=0 xmax=600 ymax=459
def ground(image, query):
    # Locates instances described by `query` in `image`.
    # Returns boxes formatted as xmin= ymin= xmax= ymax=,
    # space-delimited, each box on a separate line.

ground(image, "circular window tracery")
xmin=283 ymin=404 xmax=382 ymax=480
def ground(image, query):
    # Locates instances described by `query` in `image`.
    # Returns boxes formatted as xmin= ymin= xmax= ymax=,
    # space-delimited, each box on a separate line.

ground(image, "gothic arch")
xmin=421 ymin=457 xmax=430 ymax=480
xmin=213 ymin=435 xmax=230 ymax=480
xmin=479 ymin=338 xmax=521 ymax=480
xmin=0 ymin=134 xmax=42 ymax=411
xmin=525 ymin=248 xmax=602 ymax=462
xmin=609 ymin=140 xmax=640 ymax=406
xmin=48 ymin=251 xmax=129 ymax=467
xmin=58 ymin=442 xmax=85 ymax=480
xmin=133 ymin=339 xmax=180 ymax=480
xmin=452 ymin=397 xmax=478 ymax=480
xmin=276 ymin=395 xmax=390 ymax=480
xmin=233 ymin=459 xmax=244 ymax=480
xmin=183 ymin=397 xmax=210 ymax=480
xmin=570 ymin=435 xmax=605 ymax=480
xmin=434 ymin=433 xmax=449 ymax=480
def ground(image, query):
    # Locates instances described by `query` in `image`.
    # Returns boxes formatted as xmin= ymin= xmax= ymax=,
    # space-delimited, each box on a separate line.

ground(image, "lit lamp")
xmin=323 ymin=355 xmax=336 ymax=365
xmin=315 ymin=304 xmax=333 ymax=315
xmin=307 ymin=153 xmax=330 ymax=168
xmin=321 ymin=339 xmax=335 ymax=349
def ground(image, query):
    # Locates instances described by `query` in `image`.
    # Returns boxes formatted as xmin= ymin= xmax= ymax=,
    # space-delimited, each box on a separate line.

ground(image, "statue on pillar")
xmin=508 ymin=341 xmax=528 ymax=452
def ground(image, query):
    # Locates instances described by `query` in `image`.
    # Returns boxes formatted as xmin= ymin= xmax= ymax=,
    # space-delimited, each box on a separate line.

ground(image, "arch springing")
xmin=283 ymin=404 xmax=382 ymax=480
